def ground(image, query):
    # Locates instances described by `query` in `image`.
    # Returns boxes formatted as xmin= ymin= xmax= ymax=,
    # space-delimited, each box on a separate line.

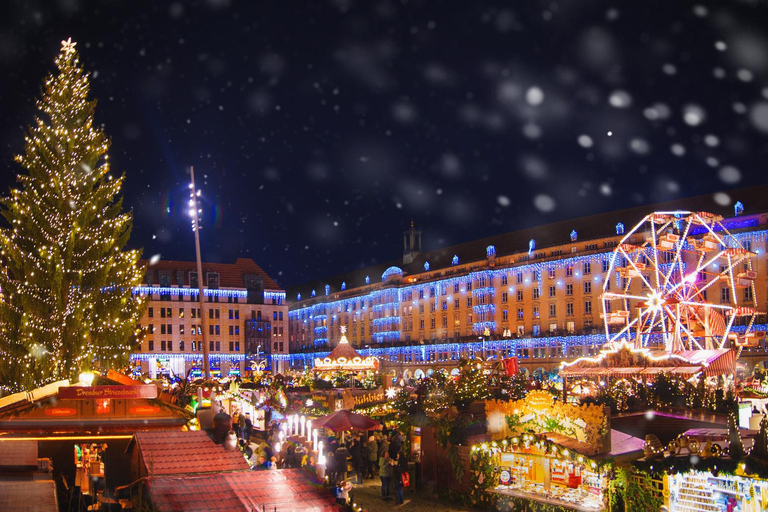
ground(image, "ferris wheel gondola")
xmin=600 ymin=211 xmax=762 ymax=352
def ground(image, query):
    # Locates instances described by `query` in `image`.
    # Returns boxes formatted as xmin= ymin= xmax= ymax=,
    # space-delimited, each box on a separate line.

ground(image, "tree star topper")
xmin=340 ymin=326 xmax=347 ymax=334
xmin=61 ymin=38 xmax=77 ymax=57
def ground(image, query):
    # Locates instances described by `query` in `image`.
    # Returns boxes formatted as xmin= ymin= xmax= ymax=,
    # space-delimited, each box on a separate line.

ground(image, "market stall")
xmin=485 ymin=438 xmax=607 ymax=511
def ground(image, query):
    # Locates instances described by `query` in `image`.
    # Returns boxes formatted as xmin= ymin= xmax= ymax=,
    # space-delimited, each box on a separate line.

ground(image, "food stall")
xmin=478 ymin=435 xmax=607 ymax=511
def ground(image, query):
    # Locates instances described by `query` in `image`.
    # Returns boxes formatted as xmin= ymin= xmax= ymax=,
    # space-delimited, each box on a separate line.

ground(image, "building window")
xmin=229 ymin=325 xmax=234 ymax=335
xmin=501 ymin=275 xmax=508 ymax=286
xmin=179 ymin=340 xmax=185 ymax=351
xmin=454 ymin=283 xmax=460 ymax=293
xmin=584 ymin=262 xmax=591 ymax=275
xmin=215 ymin=341 xmax=220 ymax=351
xmin=516 ymin=273 xmax=523 ymax=284
xmin=548 ymin=268 xmax=556 ymax=279
xmin=533 ymin=324 xmax=540 ymax=336
xmin=502 ymin=310 xmax=509 ymax=321
xmin=147 ymin=324 xmax=154 ymax=334
xmin=148 ymin=340 xmax=154 ymax=351
xmin=517 ymin=308 xmax=524 ymax=319
xmin=721 ymin=287 xmax=730 ymax=303
xmin=160 ymin=308 xmax=166 ymax=319
xmin=584 ymin=301 xmax=592 ymax=314
xmin=517 ymin=290 xmax=523 ymax=301
xmin=565 ymin=265 xmax=573 ymax=277
xmin=466 ymin=297 xmax=472 ymax=308
xmin=167 ymin=340 xmax=173 ymax=351
xmin=566 ymin=283 xmax=573 ymax=296
xmin=160 ymin=324 xmax=166 ymax=335
xmin=533 ymin=306 xmax=540 ymax=319
xmin=532 ymin=288 xmax=540 ymax=300
xmin=603 ymin=260 xmax=610 ymax=272
xmin=419 ymin=319 xmax=424 ymax=330
xmin=745 ymin=287 xmax=753 ymax=302
xmin=148 ymin=307 xmax=153 ymax=318
xmin=160 ymin=340 xmax=166 ymax=351
xmin=584 ymin=282 xmax=591 ymax=294
xmin=566 ymin=303 xmax=573 ymax=316
xmin=549 ymin=304 xmax=556 ymax=317
xmin=209 ymin=341 xmax=214 ymax=351
xmin=235 ymin=342 xmax=240 ymax=351
xmin=501 ymin=292 xmax=508 ymax=304
xmin=548 ymin=286 xmax=555 ymax=298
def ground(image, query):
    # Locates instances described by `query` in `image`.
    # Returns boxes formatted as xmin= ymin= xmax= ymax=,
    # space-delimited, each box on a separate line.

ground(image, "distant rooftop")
xmin=289 ymin=184 xmax=768 ymax=301
xmin=141 ymin=257 xmax=282 ymax=290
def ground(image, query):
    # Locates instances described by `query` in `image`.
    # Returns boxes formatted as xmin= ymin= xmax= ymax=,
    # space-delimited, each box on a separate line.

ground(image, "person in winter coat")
xmin=366 ymin=435 xmax=378 ymax=478
xmin=349 ymin=436 xmax=364 ymax=484
xmin=378 ymin=451 xmax=393 ymax=499
xmin=391 ymin=452 xmax=405 ymax=505
xmin=334 ymin=443 xmax=351 ymax=483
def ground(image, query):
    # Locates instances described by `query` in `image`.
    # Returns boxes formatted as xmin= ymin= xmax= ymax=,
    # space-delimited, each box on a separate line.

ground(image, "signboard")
xmin=58 ymin=385 xmax=157 ymax=400
xmin=44 ymin=407 xmax=77 ymax=417
xmin=352 ymin=389 xmax=385 ymax=408
xmin=129 ymin=405 xmax=162 ymax=415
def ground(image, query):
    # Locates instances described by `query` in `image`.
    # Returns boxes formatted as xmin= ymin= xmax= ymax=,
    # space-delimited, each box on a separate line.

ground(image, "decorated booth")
xmin=473 ymin=391 xmax=618 ymax=511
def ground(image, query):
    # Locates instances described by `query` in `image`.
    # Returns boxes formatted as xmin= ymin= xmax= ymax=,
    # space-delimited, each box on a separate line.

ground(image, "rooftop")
xmin=143 ymin=469 xmax=338 ymax=512
xmin=130 ymin=431 xmax=249 ymax=476
xmin=289 ymin=184 xmax=768 ymax=301
xmin=142 ymin=257 xmax=282 ymax=291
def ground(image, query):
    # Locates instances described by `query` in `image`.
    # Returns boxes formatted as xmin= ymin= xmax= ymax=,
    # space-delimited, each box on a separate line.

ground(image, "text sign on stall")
xmin=59 ymin=385 xmax=157 ymax=400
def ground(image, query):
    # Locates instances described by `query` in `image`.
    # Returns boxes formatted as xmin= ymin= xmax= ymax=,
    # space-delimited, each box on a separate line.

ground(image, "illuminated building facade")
xmin=288 ymin=192 xmax=768 ymax=379
xmin=130 ymin=258 xmax=288 ymax=377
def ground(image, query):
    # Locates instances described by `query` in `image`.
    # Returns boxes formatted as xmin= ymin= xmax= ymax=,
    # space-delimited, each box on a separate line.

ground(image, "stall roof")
xmin=0 ymin=440 xmax=37 ymax=471
xmin=0 ymin=481 xmax=58 ymax=511
xmin=543 ymin=429 xmax=644 ymax=458
xmin=144 ymin=469 xmax=338 ymax=512
xmin=128 ymin=431 xmax=249 ymax=476
xmin=561 ymin=345 xmax=735 ymax=379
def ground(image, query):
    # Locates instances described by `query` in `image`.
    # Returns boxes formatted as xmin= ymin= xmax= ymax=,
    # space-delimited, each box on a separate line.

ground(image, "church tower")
xmin=403 ymin=221 xmax=422 ymax=265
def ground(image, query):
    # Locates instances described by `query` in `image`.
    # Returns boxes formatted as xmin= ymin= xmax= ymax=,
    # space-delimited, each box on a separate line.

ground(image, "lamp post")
xmin=189 ymin=166 xmax=210 ymax=379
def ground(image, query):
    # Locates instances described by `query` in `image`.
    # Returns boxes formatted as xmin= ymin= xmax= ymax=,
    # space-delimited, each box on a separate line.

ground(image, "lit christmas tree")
xmin=0 ymin=39 xmax=145 ymax=391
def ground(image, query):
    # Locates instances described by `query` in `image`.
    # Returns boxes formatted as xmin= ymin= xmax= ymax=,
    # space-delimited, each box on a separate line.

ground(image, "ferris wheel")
xmin=600 ymin=211 xmax=762 ymax=353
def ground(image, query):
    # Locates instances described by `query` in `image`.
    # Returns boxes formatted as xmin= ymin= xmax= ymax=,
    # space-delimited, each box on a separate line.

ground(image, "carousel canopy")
xmin=313 ymin=327 xmax=378 ymax=373
xmin=560 ymin=342 xmax=736 ymax=379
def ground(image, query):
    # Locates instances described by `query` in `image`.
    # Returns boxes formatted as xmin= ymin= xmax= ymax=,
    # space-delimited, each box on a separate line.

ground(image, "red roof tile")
xmin=145 ymin=469 xmax=338 ymax=511
xmin=142 ymin=257 xmax=282 ymax=290
xmin=132 ymin=431 xmax=249 ymax=476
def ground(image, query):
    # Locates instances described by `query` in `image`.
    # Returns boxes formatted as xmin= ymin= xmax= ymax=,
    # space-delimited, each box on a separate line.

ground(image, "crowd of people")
xmin=324 ymin=430 xmax=409 ymax=505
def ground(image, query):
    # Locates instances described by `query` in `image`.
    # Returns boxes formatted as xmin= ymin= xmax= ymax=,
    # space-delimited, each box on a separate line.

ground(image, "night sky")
xmin=1 ymin=0 xmax=768 ymax=288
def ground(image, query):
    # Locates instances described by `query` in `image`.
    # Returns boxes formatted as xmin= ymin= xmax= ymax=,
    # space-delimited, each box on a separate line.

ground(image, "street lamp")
xmin=189 ymin=166 xmax=210 ymax=379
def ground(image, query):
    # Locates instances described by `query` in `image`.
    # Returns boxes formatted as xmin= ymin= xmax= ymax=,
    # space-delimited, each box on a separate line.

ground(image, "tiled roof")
xmin=0 ymin=481 xmax=58 ymax=511
xmin=132 ymin=431 xmax=249 ymax=476
xmin=0 ymin=440 xmax=37 ymax=469
xmin=289 ymin=184 xmax=768 ymax=299
xmin=145 ymin=469 xmax=338 ymax=511
xmin=142 ymin=257 xmax=282 ymax=290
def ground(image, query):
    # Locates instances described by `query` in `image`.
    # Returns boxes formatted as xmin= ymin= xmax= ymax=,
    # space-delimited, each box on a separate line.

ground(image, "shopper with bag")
xmin=391 ymin=453 xmax=406 ymax=505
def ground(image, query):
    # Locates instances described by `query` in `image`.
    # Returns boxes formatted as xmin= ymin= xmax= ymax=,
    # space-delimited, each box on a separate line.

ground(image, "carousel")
xmin=313 ymin=327 xmax=378 ymax=384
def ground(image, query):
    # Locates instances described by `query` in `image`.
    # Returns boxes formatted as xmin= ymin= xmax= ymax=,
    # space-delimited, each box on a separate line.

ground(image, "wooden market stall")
xmin=0 ymin=373 xmax=193 ymax=507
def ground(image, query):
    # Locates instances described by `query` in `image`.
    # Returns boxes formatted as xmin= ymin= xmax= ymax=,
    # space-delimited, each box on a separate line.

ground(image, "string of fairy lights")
xmin=0 ymin=39 xmax=146 ymax=392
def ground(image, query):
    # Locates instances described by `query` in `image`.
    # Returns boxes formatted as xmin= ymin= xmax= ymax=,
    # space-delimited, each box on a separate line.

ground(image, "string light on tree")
xmin=0 ymin=39 xmax=146 ymax=391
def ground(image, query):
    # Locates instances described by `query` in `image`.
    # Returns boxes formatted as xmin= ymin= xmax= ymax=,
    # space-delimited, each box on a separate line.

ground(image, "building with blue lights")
xmin=288 ymin=189 xmax=768 ymax=380
xmin=129 ymin=258 xmax=288 ymax=377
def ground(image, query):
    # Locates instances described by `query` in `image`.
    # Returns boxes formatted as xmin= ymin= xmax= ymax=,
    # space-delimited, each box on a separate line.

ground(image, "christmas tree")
xmin=0 ymin=39 xmax=145 ymax=392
